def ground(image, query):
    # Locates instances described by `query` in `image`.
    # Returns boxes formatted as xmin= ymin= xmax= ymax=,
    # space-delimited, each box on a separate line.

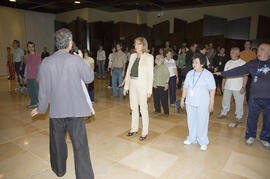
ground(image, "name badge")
xmin=254 ymin=76 xmax=258 ymax=83
xmin=190 ymin=90 xmax=194 ymax=96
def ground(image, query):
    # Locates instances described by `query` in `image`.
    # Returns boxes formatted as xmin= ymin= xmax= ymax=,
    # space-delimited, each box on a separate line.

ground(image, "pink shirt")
xmin=25 ymin=53 xmax=42 ymax=79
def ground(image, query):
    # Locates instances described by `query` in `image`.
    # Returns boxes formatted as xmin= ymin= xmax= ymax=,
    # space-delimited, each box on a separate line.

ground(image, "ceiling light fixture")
xmin=9 ymin=0 xmax=16 ymax=2
xmin=74 ymin=1 xmax=80 ymax=4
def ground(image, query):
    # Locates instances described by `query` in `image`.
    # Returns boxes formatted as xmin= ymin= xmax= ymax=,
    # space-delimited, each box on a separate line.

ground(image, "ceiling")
xmin=0 ymin=0 xmax=264 ymax=14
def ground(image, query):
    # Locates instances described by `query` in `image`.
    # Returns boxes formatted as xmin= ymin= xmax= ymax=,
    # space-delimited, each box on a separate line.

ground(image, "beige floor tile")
xmin=13 ymin=132 xmax=50 ymax=162
xmin=223 ymin=151 xmax=270 ymax=179
xmin=0 ymin=142 xmax=49 ymax=179
xmin=100 ymin=163 xmax=156 ymax=179
xmin=146 ymin=134 xmax=185 ymax=156
xmin=0 ymin=77 xmax=269 ymax=179
xmin=117 ymin=129 xmax=160 ymax=145
xmin=30 ymin=169 xmax=76 ymax=179
xmin=92 ymin=137 xmax=142 ymax=162
xmin=164 ymin=125 xmax=189 ymax=139
xmin=0 ymin=123 xmax=40 ymax=141
xmin=119 ymin=146 xmax=178 ymax=178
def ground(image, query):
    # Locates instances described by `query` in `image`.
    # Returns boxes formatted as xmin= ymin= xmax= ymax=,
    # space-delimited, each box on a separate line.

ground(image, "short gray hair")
xmin=55 ymin=28 xmax=72 ymax=50
xmin=231 ymin=47 xmax=240 ymax=55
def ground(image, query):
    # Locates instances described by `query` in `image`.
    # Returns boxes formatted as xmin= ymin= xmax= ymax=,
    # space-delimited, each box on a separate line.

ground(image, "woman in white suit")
xmin=124 ymin=37 xmax=154 ymax=141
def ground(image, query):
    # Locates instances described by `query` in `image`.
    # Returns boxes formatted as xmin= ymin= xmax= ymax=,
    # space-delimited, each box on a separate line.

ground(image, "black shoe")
xmin=127 ymin=132 xmax=137 ymax=136
xmin=139 ymin=135 xmax=148 ymax=141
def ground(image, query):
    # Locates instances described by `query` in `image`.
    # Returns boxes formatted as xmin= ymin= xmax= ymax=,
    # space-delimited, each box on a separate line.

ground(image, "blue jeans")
xmin=169 ymin=76 xmax=176 ymax=104
xmin=112 ymin=68 xmax=123 ymax=97
xmin=97 ymin=60 xmax=105 ymax=78
xmin=246 ymin=98 xmax=270 ymax=142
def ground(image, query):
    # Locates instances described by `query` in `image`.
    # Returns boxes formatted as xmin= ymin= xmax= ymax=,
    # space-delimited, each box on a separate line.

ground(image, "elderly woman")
xmin=153 ymin=55 xmax=170 ymax=117
xmin=124 ymin=37 xmax=154 ymax=141
xmin=181 ymin=53 xmax=216 ymax=151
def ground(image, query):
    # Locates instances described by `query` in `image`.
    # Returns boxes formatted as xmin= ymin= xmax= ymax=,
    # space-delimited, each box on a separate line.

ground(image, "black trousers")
xmin=215 ymin=75 xmax=223 ymax=95
xmin=50 ymin=117 xmax=94 ymax=179
xmin=153 ymin=86 xmax=169 ymax=115
xmin=246 ymin=75 xmax=252 ymax=102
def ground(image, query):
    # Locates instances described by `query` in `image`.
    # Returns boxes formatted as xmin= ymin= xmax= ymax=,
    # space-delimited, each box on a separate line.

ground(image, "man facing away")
xmin=31 ymin=28 xmax=95 ymax=179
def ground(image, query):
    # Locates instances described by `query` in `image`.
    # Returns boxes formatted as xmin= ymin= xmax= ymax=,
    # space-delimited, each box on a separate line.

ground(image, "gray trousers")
xmin=221 ymin=89 xmax=245 ymax=119
xmin=50 ymin=117 xmax=94 ymax=179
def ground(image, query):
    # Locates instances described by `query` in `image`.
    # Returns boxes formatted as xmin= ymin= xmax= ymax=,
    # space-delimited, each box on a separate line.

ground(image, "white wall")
xmin=0 ymin=6 xmax=55 ymax=76
xmin=24 ymin=10 xmax=55 ymax=54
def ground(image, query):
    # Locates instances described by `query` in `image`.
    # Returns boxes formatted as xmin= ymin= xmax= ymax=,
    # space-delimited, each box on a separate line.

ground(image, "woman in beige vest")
xmin=123 ymin=37 xmax=154 ymax=141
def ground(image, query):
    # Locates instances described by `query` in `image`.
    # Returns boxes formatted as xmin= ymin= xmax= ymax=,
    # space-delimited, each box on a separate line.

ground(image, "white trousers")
xmin=186 ymin=104 xmax=210 ymax=146
xmin=129 ymin=79 xmax=149 ymax=136
xmin=221 ymin=89 xmax=245 ymax=119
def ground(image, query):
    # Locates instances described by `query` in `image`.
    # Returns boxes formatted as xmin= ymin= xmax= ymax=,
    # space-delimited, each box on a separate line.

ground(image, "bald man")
xmin=215 ymin=43 xmax=270 ymax=149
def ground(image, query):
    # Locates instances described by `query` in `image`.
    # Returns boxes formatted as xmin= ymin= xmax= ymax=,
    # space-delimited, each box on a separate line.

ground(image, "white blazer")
xmin=124 ymin=52 xmax=154 ymax=95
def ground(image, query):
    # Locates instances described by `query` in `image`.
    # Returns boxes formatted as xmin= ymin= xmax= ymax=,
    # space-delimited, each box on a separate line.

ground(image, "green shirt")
xmin=153 ymin=64 xmax=170 ymax=87
xmin=130 ymin=58 xmax=140 ymax=77
xmin=178 ymin=55 xmax=186 ymax=68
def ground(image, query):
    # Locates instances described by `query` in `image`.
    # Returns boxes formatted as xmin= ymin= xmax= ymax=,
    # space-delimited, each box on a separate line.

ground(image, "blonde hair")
xmin=134 ymin=37 xmax=149 ymax=53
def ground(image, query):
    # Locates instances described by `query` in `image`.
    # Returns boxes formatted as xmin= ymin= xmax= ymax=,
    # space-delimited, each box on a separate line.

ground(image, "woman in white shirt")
xmin=96 ymin=45 xmax=106 ymax=79
xmin=164 ymin=49 xmax=179 ymax=106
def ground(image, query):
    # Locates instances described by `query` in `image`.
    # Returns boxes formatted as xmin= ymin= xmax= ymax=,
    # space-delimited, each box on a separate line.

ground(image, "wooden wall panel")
xmin=186 ymin=19 xmax=203 ymax=44
xmin=257 ymin=15 xmax=270 ymax=40
xmin=152 ymin=20 xmax=170 ymax=47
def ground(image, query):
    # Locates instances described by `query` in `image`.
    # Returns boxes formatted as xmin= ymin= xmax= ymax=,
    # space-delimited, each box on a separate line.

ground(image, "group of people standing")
xmin=5 ymin=27 xmax=268 ymax=179
xmin=6 ymin=40 xmax=50 ymax=108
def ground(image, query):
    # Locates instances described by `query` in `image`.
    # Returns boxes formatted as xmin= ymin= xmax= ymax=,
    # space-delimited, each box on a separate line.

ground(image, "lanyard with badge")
xmin=190 ymin=69 xmax=204 ymax=96
xmin=254 ymin=60 xmax=260 ymax=83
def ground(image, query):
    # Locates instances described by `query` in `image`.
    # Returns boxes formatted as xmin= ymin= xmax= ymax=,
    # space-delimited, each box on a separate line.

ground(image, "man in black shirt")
xmin=184 ymin=42 xmax=198 ymax=74
xmin=213 ymin=47 xmax=229 ymax=94
xmin=41 ymin=47 xmax=50 ymax=60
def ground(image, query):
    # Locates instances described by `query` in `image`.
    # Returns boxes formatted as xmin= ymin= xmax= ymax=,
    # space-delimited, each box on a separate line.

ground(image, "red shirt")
xmin=25 ymin=53 xmax=42 ymax=79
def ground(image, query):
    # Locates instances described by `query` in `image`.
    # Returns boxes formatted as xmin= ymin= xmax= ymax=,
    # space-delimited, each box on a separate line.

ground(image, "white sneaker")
xmin=246 ymin=137 xmax=255 ymax=146
xmin=200 ymin=145 xmax=207 ymax=151
xmin=261 ymin=140 xmax=270 ymax=149
xmin=184 ymin=140 xmax=197 ymax=145
xmin=15 ymin=87 xmax=20 ymax=92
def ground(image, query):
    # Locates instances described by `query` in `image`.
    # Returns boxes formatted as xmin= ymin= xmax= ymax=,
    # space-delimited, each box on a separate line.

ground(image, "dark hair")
xmin=180 ymin=46 xmax=187 ymax=54
xmin=27 ymin=41 xmax=35 ymax=53
xmin=84 ymin=49 xmax=90 ymax=57
xmin=192 ymin=53 xmax=206 ymax=66
xmin=7 ymin=47 xmax=11 ymax=50
xmin=116 ymin=42 xmax=122 ymax=47
xmin=27 ymin=41 xmax=35 ymax=47
xmin=13 ymin=40 xmax=20 ymax=47
xmin=164 ymin=48 xmax=172 ymax=57
xmin=245 ymin=40 xmax=252 ymax=45
xmin=190 ymin=42 xmax=197 ymax=47
xmin=196 ymin=45 xmax=206 ymax=52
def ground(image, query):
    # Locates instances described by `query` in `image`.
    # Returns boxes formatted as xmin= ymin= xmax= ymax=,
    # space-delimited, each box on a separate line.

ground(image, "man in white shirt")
xmin=13 ymin=40 xmax=25 ymax=91
xmin=218 ymin=47 xmax=248 ymax=122
xmin=96 ymin=45 xmax=106 ymax=79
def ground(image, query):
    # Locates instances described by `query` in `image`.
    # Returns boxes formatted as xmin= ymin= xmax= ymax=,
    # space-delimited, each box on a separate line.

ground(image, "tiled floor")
xmin=0 ymin=75 xmax=269 ymax=179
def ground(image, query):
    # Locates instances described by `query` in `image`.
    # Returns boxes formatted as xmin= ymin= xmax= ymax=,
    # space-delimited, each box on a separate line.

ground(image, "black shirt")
xmin=41 ymin=51 xmax=50 ymax=59
xmin=213 ymin=54 xmax=229 ymax=71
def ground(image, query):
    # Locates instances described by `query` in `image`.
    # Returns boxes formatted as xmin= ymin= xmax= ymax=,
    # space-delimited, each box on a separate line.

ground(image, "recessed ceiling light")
xmin=74 ymin=1 xmax=80 ymax=4
xmin=9 ymin=0 xmax=16 ymax=2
